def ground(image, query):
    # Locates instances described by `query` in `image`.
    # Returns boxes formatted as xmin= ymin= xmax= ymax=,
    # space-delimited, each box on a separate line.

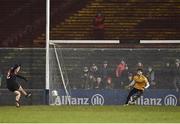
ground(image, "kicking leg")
xmin=18 ymin=85 xmax=31 ymax=97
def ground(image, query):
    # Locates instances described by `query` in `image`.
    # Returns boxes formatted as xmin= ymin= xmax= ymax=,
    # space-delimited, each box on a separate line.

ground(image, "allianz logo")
xmin=52 ymin=94 xmax=104 ymax=105
xmin=135 ymin=94 xmax=177 ymax=106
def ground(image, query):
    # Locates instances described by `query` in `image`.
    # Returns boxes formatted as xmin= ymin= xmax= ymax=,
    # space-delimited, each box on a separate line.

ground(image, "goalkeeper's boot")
xmin=128 ymin=101 xmax=136 ymax=105
xmin=123 ymin=104 xmax=129 ymax=106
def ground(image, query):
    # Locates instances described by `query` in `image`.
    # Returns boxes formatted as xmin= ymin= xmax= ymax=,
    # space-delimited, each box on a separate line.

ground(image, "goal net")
xmin=47 ymin=43 xmax=180 ymax=105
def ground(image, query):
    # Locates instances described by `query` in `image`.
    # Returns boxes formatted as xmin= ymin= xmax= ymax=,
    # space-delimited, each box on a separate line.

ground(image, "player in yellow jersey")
xmin=125 ymin=68 xmax=150 ymax=105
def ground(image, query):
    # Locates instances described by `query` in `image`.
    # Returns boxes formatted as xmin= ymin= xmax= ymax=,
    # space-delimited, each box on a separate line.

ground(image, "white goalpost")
xmin=45 ymin=0 xmax=50 ymax=91
xmin=46 ymin=0 xmax=71 ymax=105
xmin=45 ymin=0 xmax=50 ymax=104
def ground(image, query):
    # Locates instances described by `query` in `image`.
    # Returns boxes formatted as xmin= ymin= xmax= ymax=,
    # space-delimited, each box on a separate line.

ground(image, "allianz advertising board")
xmin=50 ymin=89 xmax=179 ymax=106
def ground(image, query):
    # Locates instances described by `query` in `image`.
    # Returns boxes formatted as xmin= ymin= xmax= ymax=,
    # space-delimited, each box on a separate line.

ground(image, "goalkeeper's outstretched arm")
xmin=128 ymin=80 xmax=135 ymax=88
xmin=145 ymin=81 xmax=150 ymax=89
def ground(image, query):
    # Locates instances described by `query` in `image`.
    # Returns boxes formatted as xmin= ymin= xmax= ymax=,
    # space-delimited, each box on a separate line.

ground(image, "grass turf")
xmin=0 ymin=105 xmax=180 ymax=123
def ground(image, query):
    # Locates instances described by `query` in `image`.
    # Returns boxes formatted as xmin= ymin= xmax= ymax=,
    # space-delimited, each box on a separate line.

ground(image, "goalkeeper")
xmin=6 ymin=64 xmax=31 ymax=107
xmin=125 ymin=68 xmax=150 ymax=105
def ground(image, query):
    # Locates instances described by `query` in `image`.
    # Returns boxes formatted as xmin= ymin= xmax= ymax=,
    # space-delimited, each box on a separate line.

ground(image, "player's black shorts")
xmin=6 ymin=79 xmax=20 ymax=92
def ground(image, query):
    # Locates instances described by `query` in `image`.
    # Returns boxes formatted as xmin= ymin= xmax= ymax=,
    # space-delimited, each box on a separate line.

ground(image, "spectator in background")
xmin=146 ymin=66 xmax=156 ymax=88
xmin=94 ymin=77 xmax=103 ymax=89
xmin=136 ymin=61 xmax=144 ymax=70
xmin=175 ymin=59 xmax=180 ymax=63
xmin=159 ymin=62 xmax=173 ymax=89
xmin=93 ymin=11 xmax=105 ymax=39
xmin=106 ymin=77 xmax=113 ymax=89
xmin=131 ymin=61 xmax=144 ymax=76
xmin=81 ymin=66 xmax=90 ymax=89
xmin=90 ymin=63 xmax=99 ymax=79
xmin=119 ymin=66 xmax=129 ymax=89
xmin=172 ymin=61 xmax=180 ymax=92
xmin=89 ymin=63 xmax=99 ymax=89
xmin=122 ymin=72 xmax=133 ymax=89
xmin=115 ymin=60 xmax=128 ymax=88
xmin=99 ymin=61 xmax=112 ymax=89
xmin=89 ymin=75 xmax=96 ymax=89
xmin=127 ymin=73 xmax=133 ymax=83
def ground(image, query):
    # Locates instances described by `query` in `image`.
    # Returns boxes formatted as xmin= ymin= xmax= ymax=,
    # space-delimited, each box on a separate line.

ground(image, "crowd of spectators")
xmin=75 ymin=59 xmax=180 ymax=91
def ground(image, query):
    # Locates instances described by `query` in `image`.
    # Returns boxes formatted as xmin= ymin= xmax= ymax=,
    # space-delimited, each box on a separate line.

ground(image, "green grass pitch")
xmin=0 ymin=105 xmax=180 ymax=123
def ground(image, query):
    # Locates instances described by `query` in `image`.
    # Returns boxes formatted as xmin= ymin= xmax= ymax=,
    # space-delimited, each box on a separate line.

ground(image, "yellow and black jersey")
xmin=133 ymin=74 xmax=148 ymax=90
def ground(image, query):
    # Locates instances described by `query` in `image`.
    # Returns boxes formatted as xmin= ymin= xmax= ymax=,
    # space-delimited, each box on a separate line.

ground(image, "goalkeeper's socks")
xmin=25 ymin=93 xmax=32 ymax=98
xmin=15 ymin=100 xmax=20 ymax=108
xmin=128 ymin=101 xmax=135 ymax=105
